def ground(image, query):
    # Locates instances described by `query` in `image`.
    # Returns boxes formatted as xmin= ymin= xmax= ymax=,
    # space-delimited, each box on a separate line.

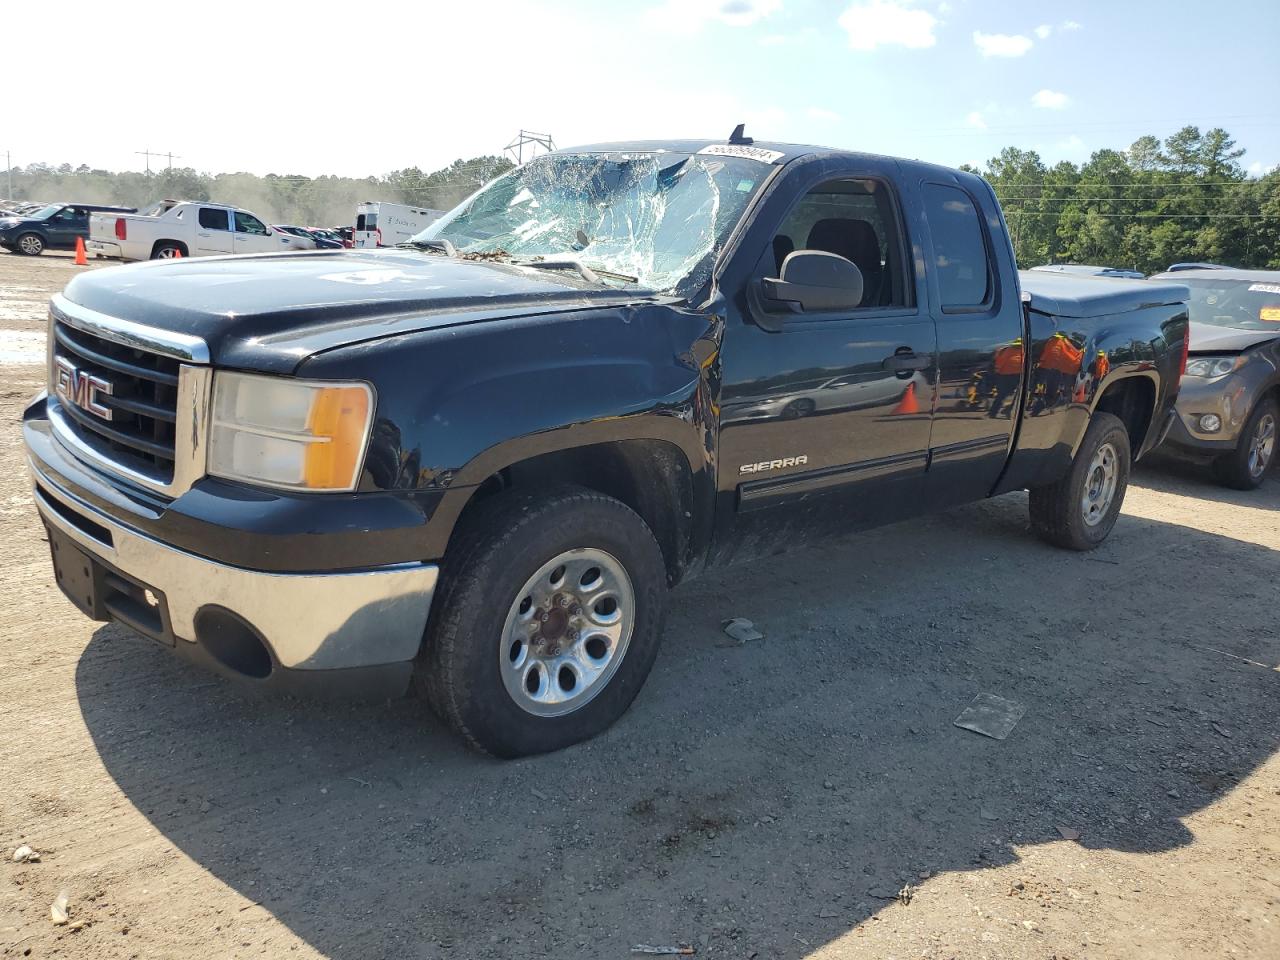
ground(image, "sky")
xmin=5 ymin=0 xmax=1278 ymax=179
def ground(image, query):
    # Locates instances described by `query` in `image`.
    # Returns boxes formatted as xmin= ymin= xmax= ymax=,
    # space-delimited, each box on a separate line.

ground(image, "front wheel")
xmin=1029 ymin=412 xmax=1131 ymax=550
xmin=416 ymin=486 xmax=668 ymax=758
xmin=1212 ymin=397 xmax=1277 ymax=490
xmin=15 ymin=233 xmax=44 ymax=256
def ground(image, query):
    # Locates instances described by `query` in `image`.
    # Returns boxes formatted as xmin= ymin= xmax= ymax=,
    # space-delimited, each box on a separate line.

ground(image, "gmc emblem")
xmin=54 ymin=356 xmax=114 ymax=421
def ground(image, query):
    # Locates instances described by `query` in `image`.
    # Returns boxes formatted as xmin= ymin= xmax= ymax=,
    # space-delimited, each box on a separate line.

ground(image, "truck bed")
xmin=1019 ymin=270 xmax=1188 ymax=319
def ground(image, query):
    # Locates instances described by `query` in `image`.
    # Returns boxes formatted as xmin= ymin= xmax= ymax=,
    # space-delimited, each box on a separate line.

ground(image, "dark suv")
xmin=0 ymin=203 xmax=136 ymax=256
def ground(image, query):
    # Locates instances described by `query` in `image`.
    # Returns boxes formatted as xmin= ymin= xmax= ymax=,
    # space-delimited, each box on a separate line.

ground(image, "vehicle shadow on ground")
xmin=75 ymin=495 xmax=1280 ymax=959
xmin=1135 ymin=451 xmax=1280 ymax=509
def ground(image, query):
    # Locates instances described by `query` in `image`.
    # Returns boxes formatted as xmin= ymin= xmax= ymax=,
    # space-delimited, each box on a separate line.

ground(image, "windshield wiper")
xmin=516 ymin=257 xmax=637 ymax=284
xmin=396 ymin=238 xmax=457 ymax=257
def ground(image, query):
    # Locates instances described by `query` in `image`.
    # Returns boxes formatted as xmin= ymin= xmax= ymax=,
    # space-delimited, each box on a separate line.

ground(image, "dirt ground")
xmin=2 ymin=251 xmax=1278 ymax=960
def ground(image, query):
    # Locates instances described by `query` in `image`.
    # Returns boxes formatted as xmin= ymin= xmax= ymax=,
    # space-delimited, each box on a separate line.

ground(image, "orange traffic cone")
xmin=74 ymin=236 xmax=88 ymax=266
xmin=172 ymin=247 xmax=182 ymax=258
xmin=891 ymin=380 xmax=920 ymax=415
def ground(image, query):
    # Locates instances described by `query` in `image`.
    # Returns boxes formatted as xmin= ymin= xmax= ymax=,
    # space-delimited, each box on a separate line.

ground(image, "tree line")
xmin=2 ymin=156 xmax=514 ymax=230
xmin=969 ymin=126 xmax=1279 ymax=273
xmin=4 ymin=126 xmax=1276 ymax=272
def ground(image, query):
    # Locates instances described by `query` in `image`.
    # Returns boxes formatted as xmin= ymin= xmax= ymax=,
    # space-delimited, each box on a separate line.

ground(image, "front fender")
xmin=299 ymin=301 xmax=722 ymax=552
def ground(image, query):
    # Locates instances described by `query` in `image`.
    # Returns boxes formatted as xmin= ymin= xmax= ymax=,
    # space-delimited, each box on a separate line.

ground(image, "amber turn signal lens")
xmin=304 ymin=385 xmax=372 ymax=490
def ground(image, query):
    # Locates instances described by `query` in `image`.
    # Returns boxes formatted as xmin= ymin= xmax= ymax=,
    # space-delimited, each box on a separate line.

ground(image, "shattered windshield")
xmin=411 ymin=151 xmax=769 ymax=292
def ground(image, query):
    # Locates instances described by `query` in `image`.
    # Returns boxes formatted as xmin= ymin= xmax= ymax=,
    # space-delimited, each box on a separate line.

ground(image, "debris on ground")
xmin=50 ymin=890 xmax=69 ymax=925
xmin=631 ymin=945 xmax=696 ymax=955
xmin=719 ymin=618 xmax=764 ymax=647
xmin=1056 ymin=825 xmax=1082 ymax=841
xmin=953 ymin=693 xmax=1027 ymax=740
xmin=12 ymin=844 xmax=40 ymax=863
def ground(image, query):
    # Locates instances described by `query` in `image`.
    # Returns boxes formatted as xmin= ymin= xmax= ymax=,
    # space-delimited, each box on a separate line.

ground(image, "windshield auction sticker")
xmin=698 ymin=144 xmax=786 ymax=164
xmin=1248 ymin=282 xmax=1280 ymax=295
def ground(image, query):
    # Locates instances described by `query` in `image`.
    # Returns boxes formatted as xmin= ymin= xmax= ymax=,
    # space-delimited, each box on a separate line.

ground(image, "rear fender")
xmin=992 ymin=301 xmax=1185 ymax=494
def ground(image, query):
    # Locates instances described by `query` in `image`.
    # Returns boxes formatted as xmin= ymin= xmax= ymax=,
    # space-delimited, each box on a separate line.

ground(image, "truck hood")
xmin=59 ymin=249 xmax=658 ymax=372
xmin=1188 ymin=321 xmax=1279 ymax=354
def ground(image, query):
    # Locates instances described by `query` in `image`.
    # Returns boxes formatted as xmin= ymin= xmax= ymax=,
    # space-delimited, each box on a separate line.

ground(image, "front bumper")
xmin=1164 ymin=368 xmax=1264 ymax=455
xmin=28 ymin=429 xmax=439 ymax=697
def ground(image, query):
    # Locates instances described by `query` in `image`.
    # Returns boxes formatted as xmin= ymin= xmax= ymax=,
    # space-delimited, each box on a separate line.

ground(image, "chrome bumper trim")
xmin=32 ymin=469 xmax=437 ymax=671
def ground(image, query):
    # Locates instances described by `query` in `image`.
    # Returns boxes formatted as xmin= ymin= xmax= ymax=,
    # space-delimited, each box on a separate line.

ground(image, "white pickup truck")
xmin=88 ymin=200 xmax=314 ymax=261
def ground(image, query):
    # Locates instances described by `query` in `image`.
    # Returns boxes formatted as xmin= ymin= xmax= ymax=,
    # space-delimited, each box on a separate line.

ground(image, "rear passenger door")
xmin=919 ymin=179 xmax=1025 ymax=508
xmin=196 ymin=207 xmax=234 ymax=255
xmin=714 ymin=161 xmax=938 ymax=559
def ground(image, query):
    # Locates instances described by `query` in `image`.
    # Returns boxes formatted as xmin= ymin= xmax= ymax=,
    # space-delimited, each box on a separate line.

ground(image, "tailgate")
xmin=89 ymin=212 xmax=124 ymax=242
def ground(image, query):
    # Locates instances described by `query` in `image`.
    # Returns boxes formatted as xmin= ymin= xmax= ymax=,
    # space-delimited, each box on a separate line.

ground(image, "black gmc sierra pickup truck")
xmin=24 ymin=135 xmax=1189 ymax=756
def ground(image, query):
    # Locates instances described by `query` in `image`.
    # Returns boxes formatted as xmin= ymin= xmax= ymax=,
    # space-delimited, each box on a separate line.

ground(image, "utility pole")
xmin=136 ymin=148 xmax=178 ymax=175
xmin=504 ymin=130 xmax=555 ymax=165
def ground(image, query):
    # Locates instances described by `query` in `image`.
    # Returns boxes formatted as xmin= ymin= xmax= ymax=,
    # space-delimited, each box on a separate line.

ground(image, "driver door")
xmin=714 ymin=165 xmax=937 ymax=560
xmin=232 ymin=210 xmax=279 ymax=253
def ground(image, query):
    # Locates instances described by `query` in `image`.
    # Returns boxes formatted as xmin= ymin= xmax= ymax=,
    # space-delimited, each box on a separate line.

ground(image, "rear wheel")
xmin=1030 ymin=412 xmax=1131 ymax=550
xmin=151 ymin=242 xmax=184 ymax=259
xmin=16 ymin=233 xmax=44 ymax=256
xmin=416 ymin=486 xmax=668 ymax=758
xmin=1212 ymin=397 xmax=1277 ymax=490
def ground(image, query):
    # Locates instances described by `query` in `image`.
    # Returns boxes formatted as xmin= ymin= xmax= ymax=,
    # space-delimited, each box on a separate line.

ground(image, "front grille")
xmin=51 ymin=319 xmax=180 ymax=484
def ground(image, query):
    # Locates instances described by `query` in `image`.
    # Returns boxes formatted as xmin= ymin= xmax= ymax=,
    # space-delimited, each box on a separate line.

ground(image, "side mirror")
xmin=753 ymin=251 xmax=863 ymax=330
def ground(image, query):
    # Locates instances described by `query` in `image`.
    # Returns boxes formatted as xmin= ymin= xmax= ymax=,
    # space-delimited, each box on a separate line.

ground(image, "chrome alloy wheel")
xmin=499 ymin=548 xmax=635 ymax=718
xmin=18 ymin=234 xmax=43 ymax=255
xmin=1081 ymin=441 xmax=1119 ymax=527
xmin=1249 ymin=412 xmax=1276 ymax=479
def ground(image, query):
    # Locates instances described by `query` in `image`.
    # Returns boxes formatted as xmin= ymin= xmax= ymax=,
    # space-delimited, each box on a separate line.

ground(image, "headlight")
xmin=208 ymin=372 xmax=374 ymax=491
xmin=1184 ymin=356 xmax=1245 ymax=379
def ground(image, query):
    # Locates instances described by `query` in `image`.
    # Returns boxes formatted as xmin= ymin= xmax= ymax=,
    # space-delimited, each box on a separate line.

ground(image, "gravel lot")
xmin=2 ymin=251 xmax=1278 ymax=960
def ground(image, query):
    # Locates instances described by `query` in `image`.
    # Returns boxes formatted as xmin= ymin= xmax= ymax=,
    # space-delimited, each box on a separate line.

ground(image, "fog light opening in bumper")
xmin=1198 ymin=414 xmax=1222 ymax=433
xmin=194 ymin=607 xmax=274 ymax=679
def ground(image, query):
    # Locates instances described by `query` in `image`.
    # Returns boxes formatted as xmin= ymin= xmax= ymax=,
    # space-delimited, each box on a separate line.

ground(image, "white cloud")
xmin=839 ymin=1 xmax=938 ymax=51
xmin=805 ymin=106 xmax=840 ymax=121
xmin=973 ymin=30 xmax=1033 ymax=57
xmin=965 ymin=111 xmax=987 ymax=130
xmin=1031 ymin=88 xmax=1070 ymax=110
xmin=1061 ymin=20 xmax=1082 ymax=31
xmin=645 ymin=0 xmax=782 ymax=33
xmin=1034 ymin=23 xmax=1051 ymax=39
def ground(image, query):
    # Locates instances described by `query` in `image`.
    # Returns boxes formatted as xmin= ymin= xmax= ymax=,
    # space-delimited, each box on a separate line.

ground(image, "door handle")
xmin=883 ymin=350 xmax=931 ymax=372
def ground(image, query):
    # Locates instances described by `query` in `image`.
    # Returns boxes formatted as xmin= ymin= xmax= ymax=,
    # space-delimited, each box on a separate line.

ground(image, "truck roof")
xmin=559 ymin=139 xmax=973 ymax=181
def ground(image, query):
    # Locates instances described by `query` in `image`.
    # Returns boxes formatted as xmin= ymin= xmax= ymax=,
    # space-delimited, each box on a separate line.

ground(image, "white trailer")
xmin=353 ymin=201 xmax=444 ymax=248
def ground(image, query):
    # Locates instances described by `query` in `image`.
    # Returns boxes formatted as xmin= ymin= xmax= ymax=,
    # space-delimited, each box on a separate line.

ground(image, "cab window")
xmin=923 ymin=183 xmax=992 ymax=310
xmin=199 ymin=208 xmax=230 ymax=230
xmin=770 ymin=178 xmax=912 ymax=309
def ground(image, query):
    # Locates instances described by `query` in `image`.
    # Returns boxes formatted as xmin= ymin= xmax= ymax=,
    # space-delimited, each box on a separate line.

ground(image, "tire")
xmin=416 ymin=485 xmax=668 ymax=758
xmin=1029 ymin=412 xmax=1131 ymax=550
xmin=15 ymin=233 xmax=44 ymax=256
xmin=151 ymin=242 xmax=184 ymax=260
xmin=1211 ymin=397 xmax=1277 ymax=490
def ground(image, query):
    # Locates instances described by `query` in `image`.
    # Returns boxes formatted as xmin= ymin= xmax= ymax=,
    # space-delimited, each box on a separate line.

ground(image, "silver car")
xmin=1153 ymin=268 xmax=1280 ymax=488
